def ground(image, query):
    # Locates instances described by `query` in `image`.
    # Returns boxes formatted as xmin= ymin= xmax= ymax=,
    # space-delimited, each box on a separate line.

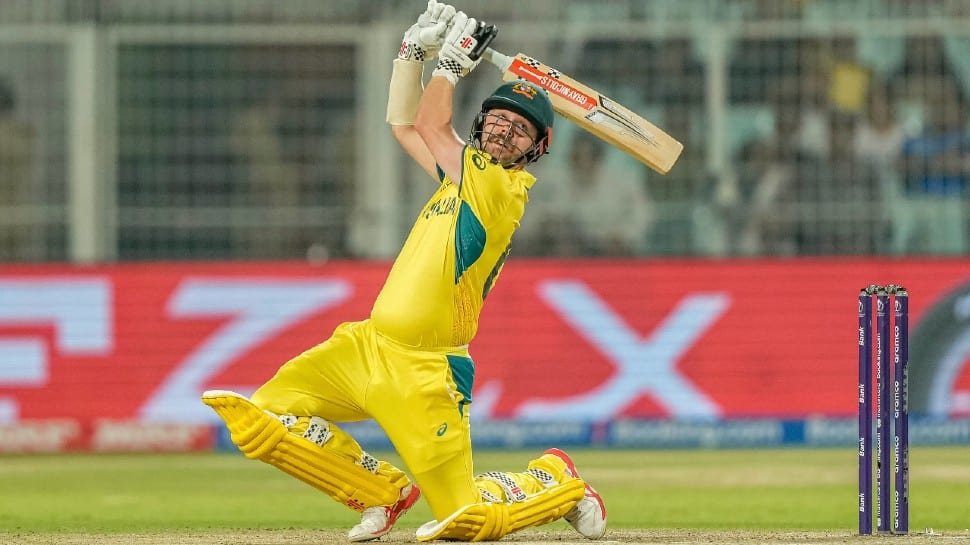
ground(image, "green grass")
xmin=0 ymin=447 xmax=968 ymax=533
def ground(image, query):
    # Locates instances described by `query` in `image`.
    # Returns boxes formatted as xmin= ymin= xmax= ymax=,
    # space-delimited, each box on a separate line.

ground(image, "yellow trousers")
xmin=251 ymin=319 xmax=483 ymax=520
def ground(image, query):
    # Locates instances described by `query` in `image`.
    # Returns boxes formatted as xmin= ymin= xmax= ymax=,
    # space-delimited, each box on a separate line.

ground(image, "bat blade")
xmin=488 ymin=51 xmax=683 ymax=174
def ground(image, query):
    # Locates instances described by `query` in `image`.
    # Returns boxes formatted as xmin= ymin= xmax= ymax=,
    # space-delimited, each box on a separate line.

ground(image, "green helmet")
xmin=472 ymin=80 xmax=554 ymax=164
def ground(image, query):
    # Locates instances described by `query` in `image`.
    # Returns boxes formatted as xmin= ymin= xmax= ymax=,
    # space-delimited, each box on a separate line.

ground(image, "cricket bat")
xmin=483 ymin=48 xmax=684 ymax=174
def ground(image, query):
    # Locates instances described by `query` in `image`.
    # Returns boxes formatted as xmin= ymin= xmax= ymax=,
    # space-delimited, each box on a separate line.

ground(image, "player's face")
xmin=480 ymin=108 xmax=538 ymax=166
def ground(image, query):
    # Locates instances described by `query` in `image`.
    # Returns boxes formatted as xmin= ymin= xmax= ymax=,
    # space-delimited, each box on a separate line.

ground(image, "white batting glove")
xmin=432 ymin=12 xmax=493 ymax=85
xmin=398 ymin=0 xmax=456 ymax=62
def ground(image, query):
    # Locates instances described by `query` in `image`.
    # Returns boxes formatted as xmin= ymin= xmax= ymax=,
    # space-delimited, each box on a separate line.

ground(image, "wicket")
xmin=858 ymin=284 xmax=909 ymax=535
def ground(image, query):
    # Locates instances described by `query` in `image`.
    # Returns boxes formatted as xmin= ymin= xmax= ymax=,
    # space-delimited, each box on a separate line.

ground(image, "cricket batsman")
xmin=201 ymin=1 xmax=607 ymax=541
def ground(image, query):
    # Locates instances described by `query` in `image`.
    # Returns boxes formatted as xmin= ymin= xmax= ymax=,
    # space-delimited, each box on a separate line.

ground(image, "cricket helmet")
xmin=471 ymin=80 xmax=554 ymax=164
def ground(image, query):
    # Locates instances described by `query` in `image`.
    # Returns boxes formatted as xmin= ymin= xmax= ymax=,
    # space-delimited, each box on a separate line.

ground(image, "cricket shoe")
xmin=544 ymin=448 xmax=607 ymax=539
xmin=348 ymin=483 xmax=422 ymax=542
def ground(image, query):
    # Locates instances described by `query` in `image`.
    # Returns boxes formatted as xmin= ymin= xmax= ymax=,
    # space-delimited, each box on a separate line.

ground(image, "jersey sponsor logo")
xmin=436 ymin=423 xmax=448 ymax=436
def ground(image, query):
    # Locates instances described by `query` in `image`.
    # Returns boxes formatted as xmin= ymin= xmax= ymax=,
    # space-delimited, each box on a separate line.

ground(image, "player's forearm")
xmin=390 ymin=124 xmax=437 ymax=179
xmin=415 ymin=76 xmax=455 ymax=140
xmin=415 ymin=76 xmax=464 ymax=180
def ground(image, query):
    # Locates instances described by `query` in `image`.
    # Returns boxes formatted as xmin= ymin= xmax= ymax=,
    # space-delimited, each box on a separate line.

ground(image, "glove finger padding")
xmin=429 ymin=1 xmax=455 ymax=26
xmin=416 ymin=21 xmax=448 ymax=52
xmin=433 ymin=13 xmax=497 ymax=85
xmin=418 ymin=1 xmax=455 ymax=57
xmin=399 ymin=0 xmax=456 ymax=62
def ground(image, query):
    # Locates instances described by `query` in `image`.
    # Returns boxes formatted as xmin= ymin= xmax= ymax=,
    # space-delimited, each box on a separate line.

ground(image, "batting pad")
xmin=201 ymin=390 xmax=401 ymax=511
xmin=415 ymin=479 xmax=585 ymax=541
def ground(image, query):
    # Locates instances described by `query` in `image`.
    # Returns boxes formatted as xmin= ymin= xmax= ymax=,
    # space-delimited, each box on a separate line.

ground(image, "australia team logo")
xmin=511 ymin=82 xmax=538 ymax=101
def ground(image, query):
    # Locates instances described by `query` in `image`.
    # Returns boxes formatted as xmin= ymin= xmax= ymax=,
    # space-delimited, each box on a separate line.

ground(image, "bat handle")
xmin=469 ymin=23 xmax=498 ymax=60
xmin=483 ymin=48 xmax=513 ymax=73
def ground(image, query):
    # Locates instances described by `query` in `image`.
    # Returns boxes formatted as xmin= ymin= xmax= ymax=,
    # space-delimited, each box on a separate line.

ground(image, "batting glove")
xmin=398 ymin=0 xmax=456 ymax=62
xmin=432 ymin=12 xmax=497 ymax=85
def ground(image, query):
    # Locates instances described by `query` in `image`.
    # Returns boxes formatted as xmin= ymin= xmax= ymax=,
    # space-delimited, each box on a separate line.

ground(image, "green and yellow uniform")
xmin=203 ymin=76 xmax=598 ymax=542
xmin=248 ymin=147 xmax=544 ymax=520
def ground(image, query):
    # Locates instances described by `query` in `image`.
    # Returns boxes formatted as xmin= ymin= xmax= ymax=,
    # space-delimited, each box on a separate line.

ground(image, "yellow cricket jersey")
xmin=371 ymin=146 xmax=536 ymax=348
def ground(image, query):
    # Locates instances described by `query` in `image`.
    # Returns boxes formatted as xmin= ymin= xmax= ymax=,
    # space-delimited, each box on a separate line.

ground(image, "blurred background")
xmin=0 ymin=0 xmax=967 ymax=263
xmin=1 ymin=0 xmax=969 ymax=452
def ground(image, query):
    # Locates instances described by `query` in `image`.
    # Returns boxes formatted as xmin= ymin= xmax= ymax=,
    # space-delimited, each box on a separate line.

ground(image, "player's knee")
xmin=278 ymin=415 xmax=334 ymax=447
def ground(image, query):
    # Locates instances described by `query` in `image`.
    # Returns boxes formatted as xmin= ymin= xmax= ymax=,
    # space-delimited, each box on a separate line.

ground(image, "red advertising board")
xmin=1 ymin=259 xmax=968 ymax=429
